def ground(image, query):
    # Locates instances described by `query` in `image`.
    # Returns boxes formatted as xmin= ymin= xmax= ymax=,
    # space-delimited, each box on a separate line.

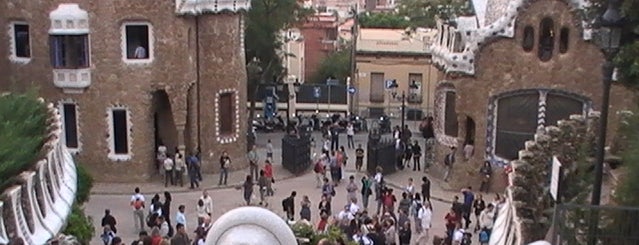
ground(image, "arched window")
xmin=538 ymin=18 xmax=554 ymax=61
xmin=559 ymin=27 xmax=569 ymax=54
xmin=444 ymin=91 xmax=458 ymax=137
xmin=522 ymin=26 xmax=534 ymax=52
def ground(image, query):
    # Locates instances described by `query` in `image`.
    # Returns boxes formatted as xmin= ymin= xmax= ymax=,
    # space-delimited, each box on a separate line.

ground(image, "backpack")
xmin=479 ymin=230 xmax=489 ymax=242
xmin=133 ymin=200 xmax=143 ymax=209
xmin=314 ymin=161 xmax=323 ymax=173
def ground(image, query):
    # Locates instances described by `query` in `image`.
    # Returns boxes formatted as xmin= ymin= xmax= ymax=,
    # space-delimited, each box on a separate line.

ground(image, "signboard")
xmin=385 ymin=79 xmax=396 ymax=89
xmin=550 ymin=156 xmax=562 ymax=202
xmin=326 ymin=78 xmax=340 ymax=86
xmin=347 ymin=86 xmax=357 ymax=94
xmin=313 ymin=87 xmax=321 ymax=98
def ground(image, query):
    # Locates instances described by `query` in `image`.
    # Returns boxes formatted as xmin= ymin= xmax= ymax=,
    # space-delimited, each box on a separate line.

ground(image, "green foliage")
xmin=75 ymin=163 xmax=94 ymax=205
xmin=359 ymin=12 xmax=412 ymax=29
xmin=615 ymin=41 xmax=639 ymax=89
xmin=614 ymin=111 xmax=639 ymax=205
xmin=310 ymin=49 xmax=351 ymax=84
xmin=395 ymin=0 xmax=474 ymax=28
xmin=0 ymin=91 xmax=47 ymax=190
xmin=62 ymin=204 xmax=94 ymax=244
xmin=291 ymin=223 xmax=357 ymax=245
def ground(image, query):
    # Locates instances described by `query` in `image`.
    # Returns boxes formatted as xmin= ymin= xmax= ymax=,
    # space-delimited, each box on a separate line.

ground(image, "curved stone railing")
xmin=0 ymin=102 xmax=77 ymax=244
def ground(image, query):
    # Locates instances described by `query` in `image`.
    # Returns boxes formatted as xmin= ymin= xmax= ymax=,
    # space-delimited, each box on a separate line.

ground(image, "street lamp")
xmin=389 ymin=80 xmax=420 ymax=132
xmin=589 ymin=0 xmax=623 ymax=244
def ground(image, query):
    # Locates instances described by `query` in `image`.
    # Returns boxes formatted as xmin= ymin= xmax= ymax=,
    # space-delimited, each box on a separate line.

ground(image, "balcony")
xmin=53 ymin=68 xmax=91 ymax=93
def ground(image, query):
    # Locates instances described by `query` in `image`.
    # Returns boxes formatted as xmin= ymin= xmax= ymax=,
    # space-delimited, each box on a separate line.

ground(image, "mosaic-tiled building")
xmin=430 ymin=0 xmax=635 ymax=187
xmin=0 ymin=0 xmax=250 ymax=182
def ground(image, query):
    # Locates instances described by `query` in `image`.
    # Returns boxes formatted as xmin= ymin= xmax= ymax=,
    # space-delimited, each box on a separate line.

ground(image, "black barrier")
xmin=366 ymin=138 xmax=397 ymax=175
xmin=281 ymin=135 xmax=311 ymax=174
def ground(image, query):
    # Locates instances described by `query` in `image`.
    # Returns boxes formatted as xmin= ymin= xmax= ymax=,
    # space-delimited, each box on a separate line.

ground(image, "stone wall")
xmin=0 ymin=102 xmax=77 ymax=244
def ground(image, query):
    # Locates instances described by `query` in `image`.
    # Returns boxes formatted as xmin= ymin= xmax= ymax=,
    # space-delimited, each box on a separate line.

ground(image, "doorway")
xmin=152 ymin=90 xmax=178 ymax=155
xmin=465 ymin=116 xmax=475 ymax=145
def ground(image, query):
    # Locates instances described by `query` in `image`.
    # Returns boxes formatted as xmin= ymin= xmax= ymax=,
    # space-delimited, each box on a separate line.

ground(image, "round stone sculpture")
xmin=205 ymin=206 xmax=297 ymax=245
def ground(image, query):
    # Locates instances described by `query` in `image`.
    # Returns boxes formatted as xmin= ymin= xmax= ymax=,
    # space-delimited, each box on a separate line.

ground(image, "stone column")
xmin=177 ymin=124 xmax=186 ymax=153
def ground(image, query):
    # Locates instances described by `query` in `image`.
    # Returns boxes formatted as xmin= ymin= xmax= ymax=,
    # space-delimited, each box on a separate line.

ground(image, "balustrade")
xmin=0 ymin=102 xmax=77 ymax=244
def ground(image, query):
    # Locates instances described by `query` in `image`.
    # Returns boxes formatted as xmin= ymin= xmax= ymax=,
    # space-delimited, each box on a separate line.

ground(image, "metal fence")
xmin=551 ymin=203 xmax=639 ymax=245
xmin=366 ymin=137 xmax=397 ymax=175
xmin=281 ymin=134 xmax=311 ymax=174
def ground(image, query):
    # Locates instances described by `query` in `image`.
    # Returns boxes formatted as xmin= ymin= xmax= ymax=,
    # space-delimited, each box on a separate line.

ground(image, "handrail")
xmin=0 ymin=102 xmax=77 ymax=244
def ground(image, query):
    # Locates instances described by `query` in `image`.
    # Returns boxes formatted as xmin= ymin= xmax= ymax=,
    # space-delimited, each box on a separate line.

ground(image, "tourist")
xmin=300 ymin=195 xmax=312 ymax=221
xmin=398 ymin=192 xmax=411 ymax=216
xmin=321 ymin=177 xmax=336 ymax=203
xmin=149 ymin=227 xmax=162 ymax=245
xmin=352 ymin=228 xmax=373 ymax=245
xmin=130 ymin=187 xmax=146 ymax=233
xmin=443 ymin=147 xmax=456 ymax=182
xmin=174 ymin=151 xmax=186 ymax=187
xmin=451 ymin=223 xmax=465 ymax=245
xmin=412 ymin=141 xmax=422 ymax=171
xmin=461 ymin=187 xmax=475 ymax=229
xmin=195 ymin=199 xmax=208 ymax=226
xmin=218 ymin=151 xmax=231 ymax=186
xmin=444 ymin=208 xmax=460 ymax=238
xmin=200 ymin=190 xmax=213 ymax=217
xmin=348 ymin=198 xmax=361 ymax=215
xmin=473 ymin=194 xmax=486 ymax=232
xmin=328 ymin=151 xmax=338 ymax=184
xmin=100 ymin=225 xmax=116 ymax=245
xmin=421 ymin=176 xmax=431 ymax=203
xmin=318 ymin=194 xmax=332 ymax=216
xmin=282 ymin=191 xmax=297 ymax=221
xmin=381 ymin=189 xmax=397 ymax=216
xmin=266 ymin=139 xmax=274 ymax=160
xmin=188 ymin=157 xmax=200 ymax=189
xmin=479 ymin=204 xmax=495 ymax=237
xmin=131 ymin=231 xmax=149 ymax=245
xmin=101 ymin=209 xmax=117 ymax=234
xmin=338 ymin=146 xmax=347 ymax=181
xmin=344 ymin=123 xmax=354 ymax=149
xmin=163 ymin=154 xmax=175 ymax=187
xmin=242 ymin=175 xmax=254 ymax=206
xmin=463 ymin=140 xmax=474 ymax=161
xmin=314 ymin=155 xmax=327 ymax=188
xmin=410 ymin=193 xmax=423 ymax=230
xmin=156 ymin=216 xmax=170 ymax=238
xmin=257 ymin=170 xmax=269 ymax=206
xmin=248 ymin=145 xmax=259 ymax=181
xmin=170 ymin=223 xmax=190 ymax=245
xmin=157 ymin=143 xmax=167 ymax=174
xmin=401 ymin=125 xmax=412 ymax=144
xmin=345 ymin=175 xmax=358 ymax=204
xmin=264 ymin=159 xmax=274 ymax=196
xmin=330 ymin=123 xmax=340 ymax=151
xmin=111 ymin=236 xmax=123 ymax=245
xmin=322 ymin=138 xmax=331 ymax=156
xmin=360 ymin=175 xmax=372 ymax=210
xmin=405 ymin=178 xmax=415 ymax=197
xmin=175 ymin=204 xmax=186 ymax=231
xmin=479 ymin=161 xmax=493 ymax=192
xmin=398 ymin=220 xmax=411 ymax=245
xmin=403 ymin=141 xmax=412 ymax=168
xmin=383 ymin=219 xmax=396 ymax=245
xmin=187 ymin=151 xmax=202 ymax=182
xmin=355 ymin=144 xmax=364 ymax=171
xmin=416 ymin=201 xmax=432 ymax=244
xmin=193 ymin=227 xmax=207 ymax=245
xmin=162 ymin=191 xmax=173 ymax=236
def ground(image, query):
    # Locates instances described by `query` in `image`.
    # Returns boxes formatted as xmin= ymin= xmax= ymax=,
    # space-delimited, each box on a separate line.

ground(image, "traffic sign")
xmin=385 ymin=79 xmax=397 ymax=89
xmin=347 ymin=86 xmax=357 ymax=94
xmin=313 ymin=87 xmax=321 ymax=98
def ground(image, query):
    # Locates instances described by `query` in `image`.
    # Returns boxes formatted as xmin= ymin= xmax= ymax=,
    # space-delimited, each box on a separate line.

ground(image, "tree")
xmin=358 ymin=12 xmax=412 ymax=29
xmin=310 ymin=49 xmax=352 ymax=84
xmin=395 ymin=0 xmax=474 ymax=28
xmin=244 ymin=0 xmax=314 ymax=124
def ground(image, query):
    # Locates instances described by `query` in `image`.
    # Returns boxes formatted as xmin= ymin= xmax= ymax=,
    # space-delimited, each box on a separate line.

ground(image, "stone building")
xmin=355 ymin=28 xmax=438 ymax=118
xmin=430 ymin=0 xmax=635 ymax=187
xmin=0 ymin=0 xmax=250 ymax=182
xmin=301 ymin=13 xmax=339 ymax=82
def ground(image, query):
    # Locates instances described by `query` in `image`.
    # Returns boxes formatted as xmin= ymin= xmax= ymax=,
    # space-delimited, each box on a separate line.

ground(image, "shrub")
xmin=291 ymin=223 xmax=357 ymax=245
xmin=0 ymin=91 xmax=47 ymax=190
xmin=62 ymin=204 xmax=94 ymax=244
xmin=75 ymin=163 xmax=94 ymax=205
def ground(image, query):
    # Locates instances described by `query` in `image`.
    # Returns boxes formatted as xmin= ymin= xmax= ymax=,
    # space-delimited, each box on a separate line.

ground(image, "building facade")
xmin=0 ymin=0 xmax=250 ymax=182
xmin=355 ymin=28 xmax=438 ymax=118
xmin=430 ymin=0 xmax=635 ymax=187
xmin=301 ymin=13 xmax=340 ymax=82
xmin=281 ymin=28 xmax=306 ymax=84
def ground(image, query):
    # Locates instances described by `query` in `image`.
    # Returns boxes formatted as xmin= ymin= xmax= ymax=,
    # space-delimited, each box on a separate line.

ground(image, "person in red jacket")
xmin=264 ymin=160 xmax=274 ymax=196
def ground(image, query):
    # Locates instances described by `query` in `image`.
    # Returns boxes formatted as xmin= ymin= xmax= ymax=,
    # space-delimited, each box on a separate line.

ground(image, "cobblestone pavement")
xmin=86 ymin=131 xmax=485 ymax=244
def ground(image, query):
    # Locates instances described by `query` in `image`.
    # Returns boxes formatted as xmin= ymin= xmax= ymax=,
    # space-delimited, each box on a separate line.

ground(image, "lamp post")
xmin=389 ymin=80 xmax=420 ymax=131
xmin=589 ymin=0 xmax=623 ymax=244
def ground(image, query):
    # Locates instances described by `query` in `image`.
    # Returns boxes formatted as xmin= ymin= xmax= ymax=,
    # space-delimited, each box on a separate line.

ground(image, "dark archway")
xmin=152 ymin=90 xmax=178 ymax=156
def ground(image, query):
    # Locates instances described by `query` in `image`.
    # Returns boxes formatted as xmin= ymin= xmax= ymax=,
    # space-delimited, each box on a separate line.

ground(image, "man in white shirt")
xmin=338 ymin=205 xmax=354 ymax=221
xmin=416 ymin=202 xmax=432 ymax=244
xmin=158 ymin=216 xmax=170 ymax=237
xmin=346 ymin=123 xmax=355 ymax=149
xmin=349 ymin=198 xmax=360 ymax=215
xmin=130 ymin=187 xmax=145 ymax=233
xmin=164 ymin=155 xmax=174 ymax=187
xmin=175 ymin=205 xmax=187 ymax=231
xmin=452 ymin=225 xmax=465 ymax=245
xmin=352 ymin=230 xmax=373 ymax=245
xmin=405 ymin=177 xmax=415 ymax=196
xmin=200 ymin=190 xmax=214 ymax=217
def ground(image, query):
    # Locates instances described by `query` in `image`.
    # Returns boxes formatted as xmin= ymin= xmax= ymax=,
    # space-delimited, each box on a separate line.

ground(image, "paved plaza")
xmin=86 ymin=130 xmax=487 ymax=244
